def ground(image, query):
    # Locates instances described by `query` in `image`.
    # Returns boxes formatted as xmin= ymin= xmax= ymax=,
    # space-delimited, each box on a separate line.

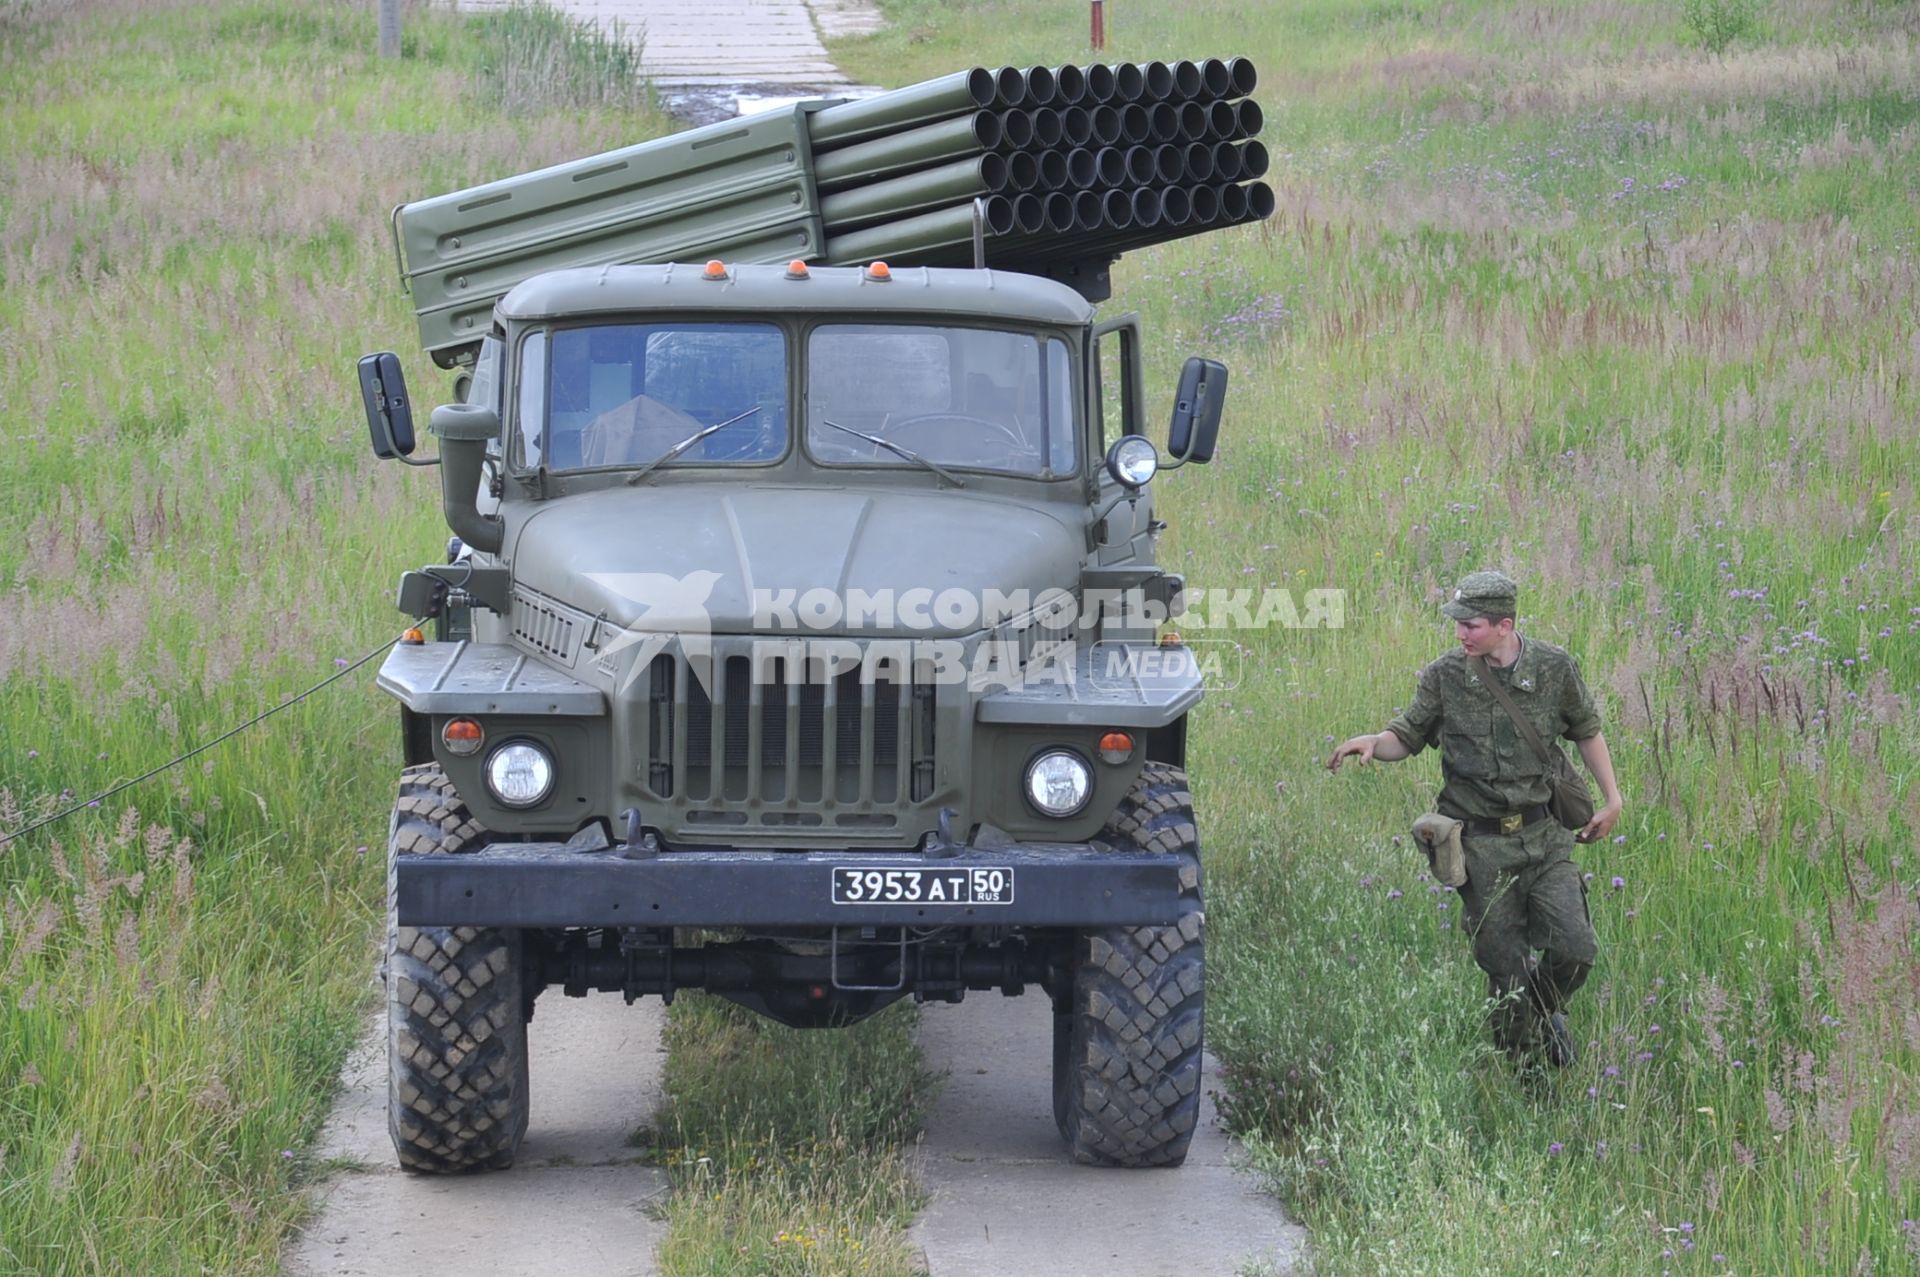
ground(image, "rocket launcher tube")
xmin=813 ymin=113 xmax=1002 ymax=192
xmin=820 ymin=155 xmax=1011 ymax=233
xmin=808 ymin=68 xmax=998 ymax=148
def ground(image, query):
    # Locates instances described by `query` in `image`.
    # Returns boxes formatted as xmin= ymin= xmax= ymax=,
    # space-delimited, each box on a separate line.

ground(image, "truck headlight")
xmin=485 ymin=741 xmax=554 ymax=808
xmin=1105 ymin=435 xmax=1159 ymax=488
xmin=1025 ymin=749 xmax=1093 ymax=817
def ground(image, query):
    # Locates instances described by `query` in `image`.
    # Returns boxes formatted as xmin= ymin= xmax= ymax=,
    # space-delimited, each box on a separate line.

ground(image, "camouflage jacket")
xmin=1386 ymin=638 xmax=1602 ymax=821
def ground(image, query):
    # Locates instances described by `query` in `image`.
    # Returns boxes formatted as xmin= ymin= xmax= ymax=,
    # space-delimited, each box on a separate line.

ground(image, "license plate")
xmin=831 ymin=866 xmax=1015 ymax=906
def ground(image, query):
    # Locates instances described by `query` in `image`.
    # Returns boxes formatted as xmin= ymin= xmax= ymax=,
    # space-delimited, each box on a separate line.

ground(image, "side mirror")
xmin=358 ymin=352 xmax=416 ymax=459
xmin=1166 ymin=356 xmax=1227 ymax=465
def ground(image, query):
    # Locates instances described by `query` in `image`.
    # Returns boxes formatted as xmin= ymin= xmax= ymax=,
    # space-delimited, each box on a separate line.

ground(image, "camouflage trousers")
xmin=1457 ymin=818 xmax=1597 ymax=1054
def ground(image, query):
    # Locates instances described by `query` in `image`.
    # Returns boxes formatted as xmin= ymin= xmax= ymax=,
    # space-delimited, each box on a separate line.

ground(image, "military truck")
xmin=360 ymin=61 xmax=1260 ymax=1173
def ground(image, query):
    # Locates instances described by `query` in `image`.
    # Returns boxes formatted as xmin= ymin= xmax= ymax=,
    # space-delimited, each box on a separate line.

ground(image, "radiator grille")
xmin=644 ymin=646 xmax=937 ymax=817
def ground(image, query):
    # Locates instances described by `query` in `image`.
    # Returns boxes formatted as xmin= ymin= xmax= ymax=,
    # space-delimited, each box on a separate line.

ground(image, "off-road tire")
xmin=1054 ymin=761 xmax=1205 ymax=1167
xmin=385 ymin=763 xmax=530 ymax=1173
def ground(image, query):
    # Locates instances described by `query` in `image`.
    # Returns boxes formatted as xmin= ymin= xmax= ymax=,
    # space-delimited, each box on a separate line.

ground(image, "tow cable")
xmin=0 ymin=625 xmax=422 ymax=849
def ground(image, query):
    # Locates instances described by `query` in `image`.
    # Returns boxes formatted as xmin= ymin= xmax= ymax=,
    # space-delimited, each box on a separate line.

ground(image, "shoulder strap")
xmin=1468 ymin=654 xmax=1557 ymax=765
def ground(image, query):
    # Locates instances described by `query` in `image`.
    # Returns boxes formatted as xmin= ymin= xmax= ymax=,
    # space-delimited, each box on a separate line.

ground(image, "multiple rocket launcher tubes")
xmin=392 ymin=58 xmax=1273 ymax=363
xmin=807 ymin=58 xmax=1275 ymax=275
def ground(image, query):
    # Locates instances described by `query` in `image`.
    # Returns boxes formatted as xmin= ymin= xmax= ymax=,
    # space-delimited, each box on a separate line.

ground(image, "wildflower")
xmin=1649 ymin=1024 xmax=1661 ymax=1034
xmin=1586 ymin=1087 xmax=1598 ymax=1098
xmin=1713 ymin=1256 xmax=1725 ymax=1264
xmin=1604 ymin=1066 xmax=1620 ymax=1078
xmin=1611 ymin=876 xmax=1626 ymax=890
xmin=1387 ymin=889 xmax=1403 ymax=900
xmin=1637 ymin=1051 xmax=1654 ymax=1062
xmin=1548 ymin=1141 xmax=1564 ymax=1155
xmin=25 ymin=750 xmax=36 ymax=759
xmin=281 ymin=1150 xmax=294 ymax=1160
xmin=1680 ymin=1222 xmax=1694 ymax=1233
xmin=1595 ymin=1141 xmax=1608 ymax=1159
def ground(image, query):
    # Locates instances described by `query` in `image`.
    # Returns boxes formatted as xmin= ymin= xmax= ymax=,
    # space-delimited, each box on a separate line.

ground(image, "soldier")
xmin=1326 ymin=571 xmax=1623 ymax=1066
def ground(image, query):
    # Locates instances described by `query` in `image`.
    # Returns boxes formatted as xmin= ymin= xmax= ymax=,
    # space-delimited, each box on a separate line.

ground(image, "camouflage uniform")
xmin=1385 ymin=573 xmax=1603 ymax=1056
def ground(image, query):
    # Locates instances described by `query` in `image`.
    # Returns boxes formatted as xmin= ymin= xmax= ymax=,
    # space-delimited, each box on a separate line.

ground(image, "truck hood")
xmin=506 ymin=485 xmax=1085 ymax=637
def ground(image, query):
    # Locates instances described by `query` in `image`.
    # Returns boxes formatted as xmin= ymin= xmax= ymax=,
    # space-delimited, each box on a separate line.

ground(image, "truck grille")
xmin=642 ymin=644 xmax=938 ymax=829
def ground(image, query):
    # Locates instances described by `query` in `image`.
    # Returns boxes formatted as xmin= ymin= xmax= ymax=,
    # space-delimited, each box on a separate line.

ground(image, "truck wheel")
xmin=385 ymin=763 xmax=530 ymax=1172
xmin=1054 ymin=761 xmax=1205 ymax=1167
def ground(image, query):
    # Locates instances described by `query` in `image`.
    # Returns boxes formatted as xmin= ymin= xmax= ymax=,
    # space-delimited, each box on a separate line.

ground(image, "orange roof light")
xmin=865 ymin=260 xmax=892 ymax=281
xmin=786 ymin=259 xmax=810 ymax=279
xmin=401 ymin=627 xmax=426 ymax=645
xmin=702 ymin=259 xmax=729 ymax=280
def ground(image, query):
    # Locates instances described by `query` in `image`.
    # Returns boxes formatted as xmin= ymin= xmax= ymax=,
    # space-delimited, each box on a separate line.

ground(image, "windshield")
xmin=806 ymin=325 xmax=1078 ymax=478
xmin=516 ymin=322 xmax=787 ymax=471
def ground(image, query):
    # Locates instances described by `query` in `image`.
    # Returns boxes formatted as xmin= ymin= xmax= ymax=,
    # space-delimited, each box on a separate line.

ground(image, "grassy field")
xmin=831 ymin=0 xmax=1920 ymax=1273
xmin=4 ymin=0 xmax=1917 ymax=1273
xmin=0 ymin=2 xmax=675 ymax=1271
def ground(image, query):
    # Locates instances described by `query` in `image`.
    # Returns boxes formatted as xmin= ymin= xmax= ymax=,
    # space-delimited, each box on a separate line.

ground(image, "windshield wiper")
xmin=626 ymin=405 xmax=763 ymax=486
xmin=818 ymin=418 xmax=966 ymax=488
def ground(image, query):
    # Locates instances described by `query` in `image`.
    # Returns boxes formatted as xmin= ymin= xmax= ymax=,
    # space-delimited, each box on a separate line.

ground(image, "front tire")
xmin=1053 ymin=762 xmax=1205 ymax=1167
xmin=385 ymin=764 xmax=530 ymax=1172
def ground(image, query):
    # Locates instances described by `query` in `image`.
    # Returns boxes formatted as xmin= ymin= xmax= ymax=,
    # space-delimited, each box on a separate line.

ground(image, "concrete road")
xmin=286 ymin=994 xmax=670 ymax=1277
xmin=459 ymin=0 xmax=884 ymax=121
xmin=910 ymin=994 xmax=1306 ymax=1276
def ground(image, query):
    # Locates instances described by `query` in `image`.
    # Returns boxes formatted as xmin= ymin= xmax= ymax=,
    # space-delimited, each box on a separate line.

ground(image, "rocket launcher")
xmin=392 ymin=59 xmax=1273 ymax=367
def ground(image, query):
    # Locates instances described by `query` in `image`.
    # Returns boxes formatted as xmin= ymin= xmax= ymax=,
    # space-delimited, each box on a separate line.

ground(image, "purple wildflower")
xmin=1387 ymin=889 xmax=1403 ymax=900
xmin=1611 ymin=876 xmax=1626 ymax=890
xmin=1548 ymin=1141 xmax=1564 ymax=1155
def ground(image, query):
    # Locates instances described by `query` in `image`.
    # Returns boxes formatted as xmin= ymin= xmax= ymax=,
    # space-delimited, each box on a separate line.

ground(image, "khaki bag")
xmin=1411 ymin=813 xmax=1466 ymax=887
xmin=1468 ymin=654 xmax=1596 ymax=831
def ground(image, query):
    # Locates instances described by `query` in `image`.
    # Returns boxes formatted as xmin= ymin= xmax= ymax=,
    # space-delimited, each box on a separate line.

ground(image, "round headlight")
xmin=1105 ymin=435 xmax=1159 ymax=488
xmin=1025 ymin=749 xmax=1094 ymax=817
xmin=485 ymin=741 xmax=554 ymax=808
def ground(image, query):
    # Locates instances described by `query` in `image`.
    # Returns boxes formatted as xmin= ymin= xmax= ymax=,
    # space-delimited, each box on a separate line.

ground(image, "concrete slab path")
xmin=286 ymin=995 xmax=670 ymax=1277
xmin=460 ymin=0 xmax=885 ymax=120
xmin=910 ymin=994 xmax=1306 ymax=1276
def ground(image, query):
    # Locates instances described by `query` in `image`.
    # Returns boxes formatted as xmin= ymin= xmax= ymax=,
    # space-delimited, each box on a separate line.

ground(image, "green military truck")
xmin=359 ymin=62 xmax=1262 ymax=1173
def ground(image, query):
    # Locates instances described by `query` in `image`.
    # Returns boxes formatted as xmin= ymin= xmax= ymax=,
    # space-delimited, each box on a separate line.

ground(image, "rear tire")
xmin=1053 ymin=762 xmax=1205 ymax=1167
xmin=385 ymin=764 xmax=530 ymax=1173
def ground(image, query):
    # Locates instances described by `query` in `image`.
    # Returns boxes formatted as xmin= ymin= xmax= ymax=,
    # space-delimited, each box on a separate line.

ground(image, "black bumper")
xmin=395 ymin=843 xmax=1197 ymax=929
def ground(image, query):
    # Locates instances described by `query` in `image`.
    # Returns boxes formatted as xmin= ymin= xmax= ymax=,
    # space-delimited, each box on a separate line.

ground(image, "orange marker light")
xmin=1099 ymin=731 xmax=1135 ymax=764
xmin=442 ymin=717 xmax=485 ymax=757
xmin=401 ymin=627 xmax=426 ymax=645
xmin=702 ymin=259 xmax=728 ymax=280
xmin=786 ymin=259 xmax=810 ymax=278
xmin=866 ymin=260 xmax=892 ymax=281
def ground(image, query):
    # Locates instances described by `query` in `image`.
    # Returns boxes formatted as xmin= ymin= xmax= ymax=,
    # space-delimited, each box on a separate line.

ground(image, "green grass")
xmin=6 ymin=0 xmax=1919 ymax=1272
xmin=644 ymin=997 xmax=931 ymax=1277
xmin=825 ymin=2 xmax=1920 ymax=1273
xmin=0 ymin=2 xmax=669 ymax=1272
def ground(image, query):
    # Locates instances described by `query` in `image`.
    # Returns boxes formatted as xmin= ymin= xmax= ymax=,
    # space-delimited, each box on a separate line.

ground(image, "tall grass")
xmin=830 ymin=1 xmax=1920 ymax=1272
xmin=0 ymin=2 xmax=665 ymax=1271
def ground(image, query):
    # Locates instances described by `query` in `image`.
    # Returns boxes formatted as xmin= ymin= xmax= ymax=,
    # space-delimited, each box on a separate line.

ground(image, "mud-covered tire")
xmin=385 ymin=763 xmax=530 ymax=1173
xmin=1054 ymin=761 xmax=1205 ymax=1167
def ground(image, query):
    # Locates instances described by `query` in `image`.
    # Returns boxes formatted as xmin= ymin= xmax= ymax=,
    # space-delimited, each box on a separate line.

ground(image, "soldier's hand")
xmin=1577 ymin=801 xmax=1623 ymax=844
xmin=1326 ymin=735 xmax=1377 ymax=772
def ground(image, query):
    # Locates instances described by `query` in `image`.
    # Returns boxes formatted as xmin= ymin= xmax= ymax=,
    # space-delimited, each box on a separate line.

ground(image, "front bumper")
xmin=396 ymin=843 xmax=1197 ymax=929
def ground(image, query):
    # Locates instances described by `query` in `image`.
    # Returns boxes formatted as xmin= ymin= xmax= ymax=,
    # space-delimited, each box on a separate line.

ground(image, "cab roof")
xmin=498 ymin=263 xmax=1095 ymax=328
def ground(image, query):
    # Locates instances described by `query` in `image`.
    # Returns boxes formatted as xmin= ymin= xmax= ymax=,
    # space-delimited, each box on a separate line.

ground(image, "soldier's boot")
xmin=1486 ymin=973 xmax=1538 ymax=1061
xmin=1525 ymin=956 xmax=1591 ymax=1069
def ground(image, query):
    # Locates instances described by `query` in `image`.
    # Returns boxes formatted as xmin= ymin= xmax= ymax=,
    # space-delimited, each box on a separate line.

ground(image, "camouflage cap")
xmin=1442 ymin=570 xmax=1519 ymax=620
